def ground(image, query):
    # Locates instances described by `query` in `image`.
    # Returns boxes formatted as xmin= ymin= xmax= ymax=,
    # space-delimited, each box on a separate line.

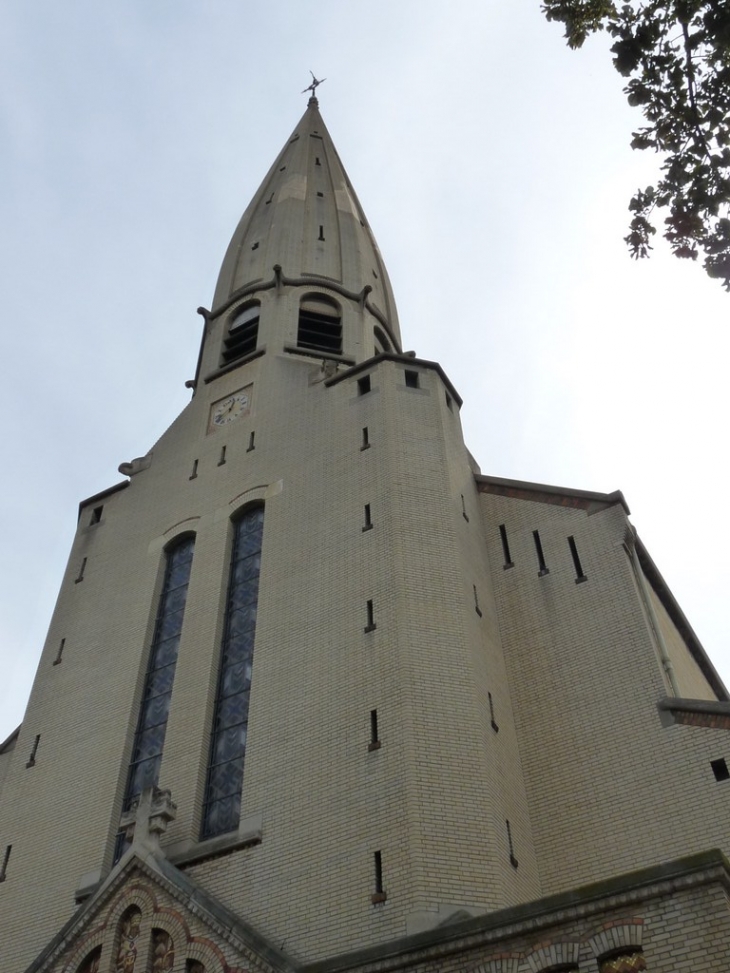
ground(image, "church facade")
xmin=1 ymin=98 xmax=728 ymax=973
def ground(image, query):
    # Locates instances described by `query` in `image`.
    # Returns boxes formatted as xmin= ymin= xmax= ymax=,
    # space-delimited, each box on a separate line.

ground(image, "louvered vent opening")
xmin=297 ymin=296 xmax=342 ymax=354
xmin=222 ymin=304 xmax=259 ymax=364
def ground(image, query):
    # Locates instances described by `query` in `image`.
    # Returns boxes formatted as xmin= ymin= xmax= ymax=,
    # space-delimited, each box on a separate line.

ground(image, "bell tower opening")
xmin=296 ymin=294 xmax=342 ymax=355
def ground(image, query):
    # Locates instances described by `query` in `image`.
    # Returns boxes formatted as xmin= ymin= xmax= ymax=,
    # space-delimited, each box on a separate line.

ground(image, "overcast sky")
xmin=1 ymin=1 xmax=728 ymax=741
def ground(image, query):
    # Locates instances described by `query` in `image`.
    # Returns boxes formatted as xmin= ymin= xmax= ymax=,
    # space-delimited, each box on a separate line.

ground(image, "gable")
xmin=25 ymin=854 xmax=293 ymax=973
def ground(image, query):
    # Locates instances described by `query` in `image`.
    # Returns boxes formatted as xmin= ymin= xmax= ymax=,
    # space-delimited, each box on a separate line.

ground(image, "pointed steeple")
xmin=212 ymin=98 xmax=401 ymax=352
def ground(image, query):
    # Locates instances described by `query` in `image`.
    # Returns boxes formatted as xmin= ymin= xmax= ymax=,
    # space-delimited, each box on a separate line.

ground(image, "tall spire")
xmin=212 ymin=99 xmax=401 ymax=350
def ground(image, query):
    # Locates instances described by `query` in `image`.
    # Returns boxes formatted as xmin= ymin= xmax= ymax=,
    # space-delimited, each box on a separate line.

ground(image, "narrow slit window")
xmin=533 ymin=530 xmax=549 ymax=576
xmin=297 ymin=295 xmax=342 ymax=355
xmin=506 ymin=819 xmax=518 ymax=868
xmin=25 ymin=734 xmax=40 ymax=768
xmin=568 ymin=536 xmax=587 ymax=583
xmin=488 ymin=692 xmax=499 ymax=733
xmin=371 ymin=850 xmax=386 ymax=902
xmin=121 ymin=537 xmax=195 ymax=817
xmin=358 ymin=375 xmax=371 ymax=396
xmin=0 ymin=844 xmax=11 ymax=882
xmin=218 ymin=446 xmax=227 ymax=466
xmin=499 ymin=525 xmax=514 ymax=569
xmin=364 ymin=599 xmax=376 ymax=633
xmin=265 ymin=192 xmax=273 ymax=204
xmin=361 ymin=426 xmax=371 ymax=450
xmin=404 ymin=369 xmax=419 ymax=389
xmin=53 ymin=638 xmax=65 ymax=666
xmin=75 ymin=557 xmax=87 ymax=584
xmin=369 ymin=709 xmax=380 ymax=750
xmin=318 ymin=225 xmax=325 ymax=241
xmin=247 ymin=431 xmax=255 ymax=452
xmin=315 ymin=156 xmax=321 ymax=165
xmin=189 ymin=459 xmax=198 ymax=480
xmin=202 ymin=507 xmax=264 ymax=839
xmin=473 ymin=584 xmax=482 ymax=617
xmin=251 ymin=242 xmax=259 ymax=250
xmin=90 ymin=505 xmax=103 ymax=525
xmin=221 ymin=303 xmax=260 ymax=366
xmin=316 ymin=191 xmax=324 ymax=197
xmin=461 ymin=494 xmax=469 ymax=522
xmin=363 ymin=504 xmax=373 ymax=531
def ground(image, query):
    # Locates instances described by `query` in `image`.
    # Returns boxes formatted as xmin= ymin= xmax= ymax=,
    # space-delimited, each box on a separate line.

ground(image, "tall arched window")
xmin=122 ymin=536 xmax=195 ymax=809
xmin=202 ymin=507 xmax=264 ymax=839
xmin=297 ymin=295 xmax=342 ymax=355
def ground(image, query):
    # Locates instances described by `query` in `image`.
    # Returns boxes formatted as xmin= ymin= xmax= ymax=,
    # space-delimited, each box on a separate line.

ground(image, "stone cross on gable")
xmin=119 ymin=787 xmax=177 ymax=851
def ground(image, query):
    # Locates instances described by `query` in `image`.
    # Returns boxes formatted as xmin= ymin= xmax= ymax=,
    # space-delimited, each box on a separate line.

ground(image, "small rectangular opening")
xmin=361 ymin=426 xmax=370 ymax=450
xmin=74 ymin=557 xmax=87 ymax=584
xmin=404 ymin=369 xmax=419 ymax=389
xmin=315 ymin=156 xmax=321 ymax=166
xmin=499 ymin=525 xmax=514 ymax=569
xmin=369 ymin=709 xmax=381 ymax=750
xmin=218 ymin=445 xmax=227 ymax=466
xmin=568 ymin=536 xmax=587 ymax=583
xmin=533 ymin=530 xmax=549 ymax=576
xmin=363 ymin=503 xmax=373 ymax=531
xmin=371 ymin=850 xmax=386 ymax=902
xmin=316 ymin=191 xmax=324 ymax=197
xmin=90 ymin=505 xmax=103 ymax=525
xmin=461 ymin=494 xmax=469 ymax=522
xmin=247 ymin=431 xmax=255 ymax=452
xmin=318 ymin=225 xmax=325 ymax=241
xmin=358 ymin=375 xmax=371 ymax=396
xmin=364 ymin=599 xmax=376 ymax=633
xmin=711 ymin=758 xmax=729 ymax=781
xmin=189 ymin=459 xmax=199 ymax=480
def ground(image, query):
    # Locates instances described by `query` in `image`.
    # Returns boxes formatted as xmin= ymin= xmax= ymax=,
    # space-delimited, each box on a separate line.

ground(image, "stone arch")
xmin=60 ymin=924 xmax=107 ymax=973
xmin=75 ymin=946 xmax=102 ymax=973
xmin=586 ymin=920 xmax=644 ymax=961
xmin=525 ymin=941 xmax=581 ymax=972
xmin=149 ymin=929 xmax=175 ymax=973
xmin=471 ymin=956 xmax=521 ymax=973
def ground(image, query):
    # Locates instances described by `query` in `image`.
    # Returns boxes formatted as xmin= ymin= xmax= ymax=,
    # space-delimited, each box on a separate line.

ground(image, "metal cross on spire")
xmin=302 ymin=71 xmax=326 ymax=98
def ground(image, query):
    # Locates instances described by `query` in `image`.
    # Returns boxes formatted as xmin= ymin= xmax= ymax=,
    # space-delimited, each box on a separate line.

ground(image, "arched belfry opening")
xmin=296 ymin=294 xmax=342 ymax=355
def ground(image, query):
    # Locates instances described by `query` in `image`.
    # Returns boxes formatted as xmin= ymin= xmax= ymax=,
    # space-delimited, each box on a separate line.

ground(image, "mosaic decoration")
xmin=116 ymin=907 xmax=142 ymax=973
xmin=186 ymin=962 xmax=206 ymax=973
xmin=151 ymin=930 xmax=175 ymax=973
xmin=600 ymin=953 xmax=647 ymax=973
xmin=202 ymin=507 xmax=264 ymax=838
xmin=123 ymin=537 xmax=195 ymax=809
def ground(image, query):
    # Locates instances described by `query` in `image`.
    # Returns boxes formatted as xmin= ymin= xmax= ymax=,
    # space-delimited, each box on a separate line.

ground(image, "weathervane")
xmin=302 ymin=71 xmax=326 ymax=98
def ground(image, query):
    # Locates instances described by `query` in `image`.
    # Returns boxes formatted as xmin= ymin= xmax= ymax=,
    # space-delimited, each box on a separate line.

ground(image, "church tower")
xmin=1 ymin=97 xmax=729 ymax=973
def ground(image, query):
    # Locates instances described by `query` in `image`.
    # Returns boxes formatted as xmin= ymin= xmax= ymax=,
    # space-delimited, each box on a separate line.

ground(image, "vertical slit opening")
xmin=488 ymin=692 xmax=499 ymax=733
xmin=247 ymin=431 xmax=255 ymax=452
xmin=75 ymin=558 xmax=87 ymax=584
xmin=189 ymin=459 xmax=199 ymax=480
xmin=53 ymin=638 xmax=66 ymax=666
xmin=369 ymin=709 xmax=380 ymax=750
xmin=361 ymin=426 xmax=370 ymax=450
xmin=461 ymin=494 xmax=469 ymax=522
xmin=218 ymin=445 xmax=227 ymax=466
xmin=568 ymin=536 xmax=587 ymax=583
xmin=533 ymin=530 xmax=549 ymax=576
xmin=506 ymin=820 xmax=518 ymax=868
xmin=371 ymin=850 xmax=386 ymax=902
xmin=499 ymin=525 xmax=514 ymax=569
xmin=363 ymin=503 xmax=373 ymax=531
xmin=25 ymin=734 xmax=40 ymax=769
xmin=473 ymin=584 xmax=482 ymax=617
xmin=365 ymin=599 xmax=376 ymax=632
xmin=0 ymin=844 xmax=11 ymax=882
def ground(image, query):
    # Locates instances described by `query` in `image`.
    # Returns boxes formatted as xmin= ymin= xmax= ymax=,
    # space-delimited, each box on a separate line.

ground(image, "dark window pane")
xmin=133 ymin=723 xmax=166 ymax=761
xmin=228 ymin=606 xmax=257 ymax=636
xmin=223 ymin=632 xmax=255 ymax=667
xmin=128 ymin=755 xmax=161 ymax=800
xmin=206 ymin=757 xmax=245 ymax=801
xmin=157 ymin=608 xmax=185 ymax=641
xmin=152 ymin=635 xmax=181 ymax=669
xmin=141 ymin=692 xmax=171 ymax=729
xmin=216 ymin=692 xmax=249 ymax=729
xmin=221 ymin=662 xmax=251 ymax=697
xmin=146 ymin=663 xmax=177 ymax=699
xmin=232 ymin=554 xmax=261 ymax=585
xmin=212 ymin=725 xmax=247 ymax=765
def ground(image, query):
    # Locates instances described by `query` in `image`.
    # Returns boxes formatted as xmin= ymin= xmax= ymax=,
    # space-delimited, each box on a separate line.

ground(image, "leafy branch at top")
xmin=542 ymin=0 xmax=730 ymax=289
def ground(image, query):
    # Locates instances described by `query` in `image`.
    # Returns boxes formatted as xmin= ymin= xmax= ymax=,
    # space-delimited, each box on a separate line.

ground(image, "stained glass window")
xmin=123 ymin=536 xmax=195 ymax=810
xmin=202 ymin=507 xmax=263 ymax=839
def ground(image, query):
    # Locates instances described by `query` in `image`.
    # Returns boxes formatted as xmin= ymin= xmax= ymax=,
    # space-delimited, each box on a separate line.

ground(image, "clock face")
xmin=209 ymin=387 xmax=252 ymax=431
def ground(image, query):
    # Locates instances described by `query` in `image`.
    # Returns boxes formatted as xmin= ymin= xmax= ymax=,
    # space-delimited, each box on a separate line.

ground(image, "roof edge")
xmin=475 ymin=474 xmax=630 ymax=515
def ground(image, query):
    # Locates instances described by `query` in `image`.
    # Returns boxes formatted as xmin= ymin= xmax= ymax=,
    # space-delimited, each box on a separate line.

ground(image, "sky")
xmin=1 ymin=1 xmax=728 ymax=741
